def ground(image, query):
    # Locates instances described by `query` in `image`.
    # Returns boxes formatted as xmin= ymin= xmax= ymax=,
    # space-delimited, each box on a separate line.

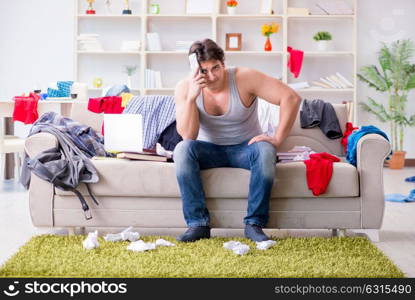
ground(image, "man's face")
xmin=199 ymin=59 xmax=225 ymax=88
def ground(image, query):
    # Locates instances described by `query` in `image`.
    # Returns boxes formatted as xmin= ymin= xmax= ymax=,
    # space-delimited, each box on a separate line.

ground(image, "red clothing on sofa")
xmin=88 ymin=96 xmax=124 ymax=114
xmin=88 ymin=96 xmax=124 ymax=134
xmin=12 ymin=93 xmax=40 ymax=124
xmin=341 ymin=122 xmax=359 ymax=153
xmin=303 ymin=152 xmax=340 ymax=196
xmin=287 ymin=46 xmax=304 ymax=78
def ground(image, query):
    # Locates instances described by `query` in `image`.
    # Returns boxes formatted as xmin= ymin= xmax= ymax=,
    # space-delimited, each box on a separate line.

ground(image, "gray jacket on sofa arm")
xmin=24 ymin=103 xmax=391 ymax=233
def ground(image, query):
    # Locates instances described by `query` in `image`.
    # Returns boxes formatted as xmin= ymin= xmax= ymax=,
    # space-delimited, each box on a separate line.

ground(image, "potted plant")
xmin=358 ymin=39 xmax=415 ymax=169
xmin=123 ymin=65 xmax=137 ymax=89
xmin=226 ymin=0 xmax=238 ymax=15
xmin=313 ymin=31 xmax=332 ymax=51
xmin=261 ymin=23 xmax=279 ymax=51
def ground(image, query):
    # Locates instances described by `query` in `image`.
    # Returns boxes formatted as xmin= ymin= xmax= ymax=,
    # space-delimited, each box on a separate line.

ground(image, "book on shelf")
xmin=311 ymin=73 xmax=353 ymax=89
xmin=146 ymin=32 xmax=162 ymax=51
xmin=336 ymin=72 xmax=353 ymax=87
xmin=325 ymin=77 xmax=341 ymax=89
xmin=116 ymin=151 xmax=168 ymax=162
xmin=311 ymin=81 xmax=332 ymax=89
xmin=145 ymin=69 xmax=162 ymax=89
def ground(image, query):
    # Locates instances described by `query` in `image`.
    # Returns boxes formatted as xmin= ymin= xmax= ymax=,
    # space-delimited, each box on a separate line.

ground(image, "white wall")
xmin=1 ymin=0 xmax=415 ymax=157
xmin=357 ymin=0 xmax=415 ymax=157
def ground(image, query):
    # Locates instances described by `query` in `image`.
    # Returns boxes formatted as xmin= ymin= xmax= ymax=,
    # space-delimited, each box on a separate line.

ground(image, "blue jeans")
xmin=173 ymin=139 xmax=276 ymax=228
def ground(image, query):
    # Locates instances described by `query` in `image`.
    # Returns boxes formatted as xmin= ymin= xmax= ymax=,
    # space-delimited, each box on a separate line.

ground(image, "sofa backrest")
xmin=70 ymin=101 xmax=103 ymax=133
xmin=70 ymin=101 xmax=347 ymax=156
xmin=280 ymin=103 xmax=347 ymax=156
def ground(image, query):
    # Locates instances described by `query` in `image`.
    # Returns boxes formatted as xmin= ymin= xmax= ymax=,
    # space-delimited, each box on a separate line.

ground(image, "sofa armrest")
xmin=25 ymin=133 xmax=58 ymax=227
xmin=25 ymin=132 xmax=58 ymax=158
xmin=356 ymin=133 xmax=391 ymax=228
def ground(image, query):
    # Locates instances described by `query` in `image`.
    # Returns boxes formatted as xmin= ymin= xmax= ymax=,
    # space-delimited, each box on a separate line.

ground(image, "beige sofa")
xmin=25 ymin=102 xmax=391 ymax=241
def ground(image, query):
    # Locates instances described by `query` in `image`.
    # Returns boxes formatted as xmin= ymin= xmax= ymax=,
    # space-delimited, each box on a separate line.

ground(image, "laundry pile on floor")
xmin=385 ymin=176 xmax=415 ymax=203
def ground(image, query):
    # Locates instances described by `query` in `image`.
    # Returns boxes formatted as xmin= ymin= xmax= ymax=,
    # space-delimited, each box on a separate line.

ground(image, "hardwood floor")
xmin=1 ymin=167 xmax=414 ymax=277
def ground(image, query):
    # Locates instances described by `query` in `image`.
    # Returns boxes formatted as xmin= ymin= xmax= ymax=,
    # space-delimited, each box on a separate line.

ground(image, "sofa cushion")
xmin=55 ymin=159 xmax=359 ymax=198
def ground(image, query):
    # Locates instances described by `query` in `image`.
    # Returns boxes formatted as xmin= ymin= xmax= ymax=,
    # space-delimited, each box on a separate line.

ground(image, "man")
xmin=174 ymin=39 xmax=301 ymax=242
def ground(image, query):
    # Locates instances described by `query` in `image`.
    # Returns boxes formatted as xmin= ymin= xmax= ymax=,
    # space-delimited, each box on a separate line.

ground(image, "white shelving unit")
xmin=74 ymin=0 xmax=357 ymax=122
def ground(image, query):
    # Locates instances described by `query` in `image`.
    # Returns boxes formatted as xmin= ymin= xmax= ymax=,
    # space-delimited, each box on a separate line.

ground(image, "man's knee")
xmin=173 ymin=140 xmax=198 ymax=162
xmin=250 ymin=141 xmax=276 ymax=177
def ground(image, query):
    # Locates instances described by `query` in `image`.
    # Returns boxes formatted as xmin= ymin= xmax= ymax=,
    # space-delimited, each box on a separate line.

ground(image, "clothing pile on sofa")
xmin=277 ymin=146 xmax=315 ymax=163
xmin=293 ymin=99 xmax=390 ymax=196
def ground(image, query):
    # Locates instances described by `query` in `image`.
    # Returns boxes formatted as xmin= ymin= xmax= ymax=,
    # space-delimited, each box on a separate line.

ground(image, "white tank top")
xmin=196 ymin=67 xmax=263 ymax=145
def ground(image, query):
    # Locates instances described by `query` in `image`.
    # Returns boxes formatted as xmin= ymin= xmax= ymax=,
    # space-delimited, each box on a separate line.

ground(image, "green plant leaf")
xmin=359 ymin=98 xmax=390 ymax=122
xmin=313 ymin=31 xmax=331 ymax=41
xmin=405 ymin=73 xmax=415 ymax=90
xmin=378 ymin=44 xmax=393 ymax=72
xmin=358 ymin=65 xmax=389 ymax=91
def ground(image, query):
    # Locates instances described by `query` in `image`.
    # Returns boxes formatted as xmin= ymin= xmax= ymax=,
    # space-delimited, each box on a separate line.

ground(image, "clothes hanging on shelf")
xmin=287 ymin=46 xmax=304 ymax=78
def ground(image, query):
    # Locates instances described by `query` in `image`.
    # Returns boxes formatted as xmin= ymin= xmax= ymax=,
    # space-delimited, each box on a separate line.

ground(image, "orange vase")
xmin=264 ymin=37 xmax=272 ymax=51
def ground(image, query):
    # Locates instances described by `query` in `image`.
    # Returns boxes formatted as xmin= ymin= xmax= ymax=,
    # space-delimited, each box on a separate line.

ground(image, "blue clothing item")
xmin=47 ymin=81 xmax=74 ymax=97
xmin=105 ymin=84 xmax=130 ymax=96
xmin=385 ymin=189 xmax=415 ymax=202
xmin=123 ymin=95 xmax=175 ymax=149
xmin=57 ymin=81 xmax=74 ymax=97
xmin=405 ymin=176 xmax=415 ymax=183
xmin=173 ymin=139 xmax=276 ymax=227
xmin=346 ymin=125 xmax=389 ymax=166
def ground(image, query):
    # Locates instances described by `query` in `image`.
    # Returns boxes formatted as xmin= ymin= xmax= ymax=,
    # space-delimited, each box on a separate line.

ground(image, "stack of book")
xmin=145 ymin=69 xmax=162 ymax=89
xmin=277 ymin=146 xmax=315 ymax=163
xmin=116 ymin=150 xmax=168 ymax=162
xmin=146 ymin=33 xmax=162 ymax=51
xmin=175 ymin=41 xmax=193 ymax=52
xmin=78 ymin=34 xmax=103 ymax=52
xmin=311 ymin=72 xmax=353 ymax=89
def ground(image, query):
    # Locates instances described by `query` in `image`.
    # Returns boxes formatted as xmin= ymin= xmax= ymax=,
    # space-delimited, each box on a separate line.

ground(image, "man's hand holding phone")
xmin=187 ymin=54 xmax=206 ymax=101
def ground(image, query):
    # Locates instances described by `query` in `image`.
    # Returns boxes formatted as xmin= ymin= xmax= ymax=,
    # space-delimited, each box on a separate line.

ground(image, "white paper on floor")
xmin=256 ymin=240 xmax=277 ymax=250
xmin=223 ymin=241 xmax=250 ymax=255
xmin=104 ymin=226 xmax=140 ymax=242
xmin=127 ymin=240 xmax=156 ymax=252
xmin=83 ymin=230 xmax=99 ymax=250
xmin=155 ymin=239 xmax=175 ymax=247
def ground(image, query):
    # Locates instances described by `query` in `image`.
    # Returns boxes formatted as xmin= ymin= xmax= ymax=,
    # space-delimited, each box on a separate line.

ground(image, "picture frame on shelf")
xmin=226 ymin=33 xmax=242 ymax=51
xmin=186 ymin=0 xmax=214 ymax=14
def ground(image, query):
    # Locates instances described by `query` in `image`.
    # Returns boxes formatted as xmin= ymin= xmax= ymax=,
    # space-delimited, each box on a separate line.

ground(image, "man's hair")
xmin=188 ymin=39 xmax=225 ymax=63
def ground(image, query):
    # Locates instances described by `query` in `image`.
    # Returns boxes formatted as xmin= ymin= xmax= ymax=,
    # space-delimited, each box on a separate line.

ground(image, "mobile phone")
xmin=188 ymin=53 xmax=200 ymax=73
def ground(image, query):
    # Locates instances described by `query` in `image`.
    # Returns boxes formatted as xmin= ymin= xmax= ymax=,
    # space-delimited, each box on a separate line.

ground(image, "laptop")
xmin=104 ymin=114 xmax=143 ymax=153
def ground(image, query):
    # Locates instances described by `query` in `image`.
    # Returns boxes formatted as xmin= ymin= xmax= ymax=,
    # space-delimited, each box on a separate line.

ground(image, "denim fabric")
xmin=173 ymin=139 xmax=276 ymax=227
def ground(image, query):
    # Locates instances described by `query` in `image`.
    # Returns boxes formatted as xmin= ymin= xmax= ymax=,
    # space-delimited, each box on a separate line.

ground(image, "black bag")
xmin=27 ymin=147 xmax=99 ymax=220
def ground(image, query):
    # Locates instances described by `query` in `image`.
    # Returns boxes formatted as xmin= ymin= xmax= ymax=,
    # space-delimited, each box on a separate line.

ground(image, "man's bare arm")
xmin=174 ymin=79 xmax=200 ymax=140
xmin=240 ymin=68 xmax=302 ymax=148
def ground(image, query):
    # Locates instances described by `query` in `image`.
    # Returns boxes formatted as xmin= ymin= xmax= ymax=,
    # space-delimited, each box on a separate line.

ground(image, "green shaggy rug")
xmin=0 ymin=235 xmax=404 ymax=278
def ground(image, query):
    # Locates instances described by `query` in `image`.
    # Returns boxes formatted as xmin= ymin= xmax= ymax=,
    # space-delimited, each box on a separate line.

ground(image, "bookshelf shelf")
xmin=298 ymin=88 xmax=355 ymax=92
xmin=77 ymin=15 xmax=141 ymax=19
xmin=77 ymin=51 xmax=141 ymax=55
xmin=287 ymin=15 xmax=355 ymax=19
xmin=74 ymin=0 xmax=357 ymax=122
xmin=217 ymin=14 xmax=284 ymax=18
